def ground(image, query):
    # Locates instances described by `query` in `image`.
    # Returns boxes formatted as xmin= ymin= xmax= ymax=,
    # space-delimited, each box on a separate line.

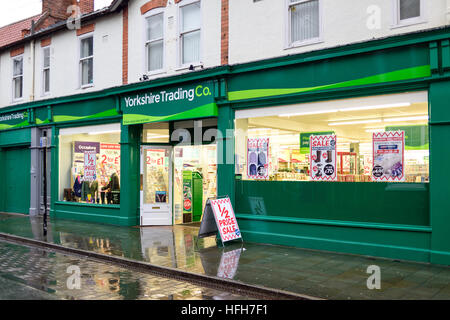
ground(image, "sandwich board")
xmin=198 ymin=196 xmax=242 ymax=246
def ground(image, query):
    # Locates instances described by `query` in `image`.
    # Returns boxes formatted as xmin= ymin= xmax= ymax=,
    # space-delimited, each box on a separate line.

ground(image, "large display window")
xmin=235 ymin=92 xmax=429 ymax=183
xmin=58 ymin=123 xmax=121 ymax=205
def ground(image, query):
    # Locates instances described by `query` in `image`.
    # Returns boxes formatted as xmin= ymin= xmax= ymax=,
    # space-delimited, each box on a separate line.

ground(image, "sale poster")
xmin=99 ymin=143 xmax=121 ymax=184
xmin=309 ymin=134 xmax=337 ymax=181
xmin=372 ymin=131 xmax=405 ymax=181
xmin=210 ymin=197 xmax=241 ymax=242
xmin=247 ymin=138 xmax=269 ymax=179
xmin=84 ymin=151 xmax=97 ymax=181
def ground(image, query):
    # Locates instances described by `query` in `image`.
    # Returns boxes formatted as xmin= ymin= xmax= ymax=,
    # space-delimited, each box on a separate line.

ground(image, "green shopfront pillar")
xmin=429 ymin=80 xmax=450 ymax=265
xmin=217 ymin=105 xmax=235 ymax=206
xmin=120 ymin=124 xmax=141 ymax=226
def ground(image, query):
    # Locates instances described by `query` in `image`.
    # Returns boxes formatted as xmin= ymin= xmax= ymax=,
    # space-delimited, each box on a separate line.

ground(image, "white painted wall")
xmin=0 ymin=13 xmax=123 ymax=109
xmin=229 ymin=0 xmax=450 ymax=64
xmin=127 ymin=0 xmax=222 ymax=84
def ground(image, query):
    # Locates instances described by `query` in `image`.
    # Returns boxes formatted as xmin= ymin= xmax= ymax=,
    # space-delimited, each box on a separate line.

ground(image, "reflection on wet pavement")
xmin=0 ymin=240 xmax=249 ymax=300
xmin=1 ymin=213 xmax=450 ymax=300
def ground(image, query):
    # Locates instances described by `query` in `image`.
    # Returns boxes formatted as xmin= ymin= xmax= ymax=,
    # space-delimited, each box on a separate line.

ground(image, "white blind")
xmin=181 ymin=2 xmax=201 ymax=64
xmin=290 ymin=0 xmax=319 ymax=44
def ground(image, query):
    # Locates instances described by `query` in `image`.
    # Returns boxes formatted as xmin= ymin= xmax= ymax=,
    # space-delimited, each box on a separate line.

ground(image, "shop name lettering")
xmin=124 ymin=86 xmax=211 ymax=108
xmin=0 ymin=112 xmax=26 ymax=122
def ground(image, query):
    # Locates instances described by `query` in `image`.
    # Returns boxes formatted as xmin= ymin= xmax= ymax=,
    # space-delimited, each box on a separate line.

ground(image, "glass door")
xmin=140 ymin=146 xmax=172 ymax=225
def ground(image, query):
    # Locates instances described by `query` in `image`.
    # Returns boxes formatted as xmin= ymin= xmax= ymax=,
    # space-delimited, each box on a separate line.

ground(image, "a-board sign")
xmin=198 ymin=197 xmax=242 ymax=243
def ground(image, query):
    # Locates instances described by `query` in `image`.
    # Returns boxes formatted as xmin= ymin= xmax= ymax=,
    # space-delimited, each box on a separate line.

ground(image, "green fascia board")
xmin=53 ymin=108 xmax=119 ymax=123
xmin=228 ymin=65 xmax=431 ymax=101
xmin=122 ymin=103 xmax=218 ymax=125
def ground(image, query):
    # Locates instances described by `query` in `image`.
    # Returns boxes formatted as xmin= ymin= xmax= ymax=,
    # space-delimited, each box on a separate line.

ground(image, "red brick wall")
xmin=122 ymin=5 xmax=129 ymax=85
xmin=221 ymin=0 xmax=229 ymax=65
xmin=10 ymin=46 xmax=25 ymax=57
xmin=76 ymin=23 xmax=95 ymax=36
xmin=140 ymin=0 xmax=168 ymax=15
xmin=78 ymin=0 xmax=94 ymax=14
xmin=41 ymin=37 xmax=52 ymax=47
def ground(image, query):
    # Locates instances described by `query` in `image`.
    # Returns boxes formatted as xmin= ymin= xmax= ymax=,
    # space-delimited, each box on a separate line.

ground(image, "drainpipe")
xmin=30 ymin=20 xmax=36 ymax=101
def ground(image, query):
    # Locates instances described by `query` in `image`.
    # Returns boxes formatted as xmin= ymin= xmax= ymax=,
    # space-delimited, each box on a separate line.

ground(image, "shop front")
xmin=223 ymin=35 xmax=450 ymax=265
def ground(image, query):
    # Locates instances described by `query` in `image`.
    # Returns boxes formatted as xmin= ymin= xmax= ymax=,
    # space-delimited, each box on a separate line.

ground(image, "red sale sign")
xmin=210 ymin=197 xmax=242 ymax=242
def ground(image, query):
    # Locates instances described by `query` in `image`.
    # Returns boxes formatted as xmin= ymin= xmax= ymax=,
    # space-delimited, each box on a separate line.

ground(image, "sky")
xmin=0 ymin=0 xmax=114 ymax=28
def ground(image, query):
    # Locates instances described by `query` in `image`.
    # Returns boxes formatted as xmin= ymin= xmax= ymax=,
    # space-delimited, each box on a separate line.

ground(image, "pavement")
xmin=0 ymin=212 xmax=449 ymax=300
xmin=0 ymin=240 xmax=250 ymax=300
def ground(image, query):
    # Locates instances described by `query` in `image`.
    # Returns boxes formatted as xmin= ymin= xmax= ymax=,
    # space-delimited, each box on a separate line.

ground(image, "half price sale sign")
xmin=210 ymin=197 xmax=242 ymax=242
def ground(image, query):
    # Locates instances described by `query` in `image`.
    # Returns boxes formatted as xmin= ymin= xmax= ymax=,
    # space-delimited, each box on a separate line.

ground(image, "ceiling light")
xmin=338 ymin=102 xmax=411 ymax=112
xmin=279 ymin=109 xmax=338 ymax=117
xmin=383 ymin=115 xmax=428 ymax=122
xmin=365 ymin=128 xmax=385 ymax=133
xmin=88 ymin=130 xmax=121 ymax=135
xmin=329 ymin=119 xmax=382 ymax=126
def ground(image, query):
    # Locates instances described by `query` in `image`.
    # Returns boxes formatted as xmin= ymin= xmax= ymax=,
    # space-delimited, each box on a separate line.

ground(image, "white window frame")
xmin=177 ymin=0 xmax=202 ymax=69
xmin=42 ymin=46 xmax=51 ymax=96
xmin=285 ymin=0 xmax=323 ymax=49
xmin=392 ymin=0 xmax=426 ymax=28
xmin=78 ymin=33 xmax=94 ymax=89
xmin=12 ymin=55 xmax=24 ymax=102
xmin=143 ymin=8 xmax=165 ymax=76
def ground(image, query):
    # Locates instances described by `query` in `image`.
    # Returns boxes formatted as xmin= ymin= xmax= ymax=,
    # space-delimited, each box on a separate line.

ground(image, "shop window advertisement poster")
xmin=372 ymin=131 xmax=405 ymax=182
xmin=309 ymin=134 xmax=337 ymax=181
xmin=84 ymin=151 xmax=97 ymax=182
xmin=247 ymin=138 xmax=269 ymax=179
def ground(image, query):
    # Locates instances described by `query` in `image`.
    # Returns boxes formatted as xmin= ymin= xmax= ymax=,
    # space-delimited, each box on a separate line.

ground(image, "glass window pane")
xmin=13 ymin=58 xmax=23 ymax=76
xmin=181 ymin=2 xmax=201 ymax=32
xmin=147 ymin=40 xmax=163 ymax=71
xmin=58 ymin=124 xmax=121 ymax=205
xmin=44 ymin=69 xmax=50 ymax=93
xmin=143 ymin=148 xmax=169 ymax=204
xmin=147 ymin=13 xmax=163 ymax=41
xmin=290 ymin=0 xmax=319 ymax=43
xmin=400 ymin=0 xmax=421 ymax=20
xmin=43 ymin=48 xmax=50 ymax=68
xmin=143 ymin=122 xmax=170 ymax=143
xmin=235 ymin=93 xmax=429 ymax=183
xmin=182 ymin=30 xmax=200 ymax=64
xmin=81 ymin=58 xmax=93 ymax=85
xmin=80 ymin=37 xmax=93 ymax=58
xmin=14 ymin=77 xmax=23 ymax=99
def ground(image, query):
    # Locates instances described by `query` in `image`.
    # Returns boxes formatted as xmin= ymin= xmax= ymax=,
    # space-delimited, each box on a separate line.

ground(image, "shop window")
xmin=179 ymin=1 xmax=201 ymax=66
xmin=58 ymin=124 xmax=121 ymax=205
xmin=42 ymin=46 xmax=51 ymax=95
xmin=79 ymin=35 xmax=94 ymax=87
xmin=142 ymin=122 xmax=170 ymax=143
xmin=12 ymin=56 xmax=23 ymax=101
xmin=146 ymin=12 xmax=164 ymax=72
xmin=235 ymin=92 xmax=429 ymax=183
xmin=288 ymin=0 xmax=321 ymax=47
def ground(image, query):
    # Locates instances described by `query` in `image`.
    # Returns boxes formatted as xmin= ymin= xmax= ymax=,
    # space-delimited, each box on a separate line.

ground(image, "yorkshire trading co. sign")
xmin=0 ymin=111 xmax=28 ymax=131
xmin=121 ymin=81 xmax=218 ymax=125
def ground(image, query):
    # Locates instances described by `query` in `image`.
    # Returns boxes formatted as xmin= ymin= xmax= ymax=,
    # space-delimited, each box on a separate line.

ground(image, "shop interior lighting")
xmin=383 ymin=115 xmax=428 ymax=122
xmin=279 ymin=102 xmax=411 ymax=117
xmin=329 ymin=119 xmax=382 ymax=126
xmin=88 ymin=130 xmax=121 ymax=135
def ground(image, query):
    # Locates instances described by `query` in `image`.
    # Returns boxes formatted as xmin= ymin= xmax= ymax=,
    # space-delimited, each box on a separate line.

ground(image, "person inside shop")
xmin=101 ymin=172 xmax=120 ymax=204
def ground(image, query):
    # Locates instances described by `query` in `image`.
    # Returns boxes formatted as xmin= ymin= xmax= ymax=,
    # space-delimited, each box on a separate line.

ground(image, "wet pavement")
xmin=0 ymin=212 xmax=450 ymax=300
xmin=0 ymin=240 xmax=250 ymax=300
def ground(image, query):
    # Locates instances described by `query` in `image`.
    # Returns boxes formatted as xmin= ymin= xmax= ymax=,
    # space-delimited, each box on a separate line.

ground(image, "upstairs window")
xmin=395 ymin=0 xmax=424 ymax=26
xmin=79 ymin=36 xmax=94 ymax=87
xmin=42 ymin=47 xmax=51 ymax=95
xmin=12 ymin=56 xmax=23 ymax=100
xmin=146 ymin=13 xmax=164 ymax=72
xmin=179 ymin=1 xmax=201 ymax=66
xmin=288 ymin=0 xmax=321 ymax=46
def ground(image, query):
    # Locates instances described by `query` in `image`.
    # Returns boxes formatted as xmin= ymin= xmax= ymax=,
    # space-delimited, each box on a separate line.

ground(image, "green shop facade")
xmin=1 ymin=27 xmax=450 ymax=265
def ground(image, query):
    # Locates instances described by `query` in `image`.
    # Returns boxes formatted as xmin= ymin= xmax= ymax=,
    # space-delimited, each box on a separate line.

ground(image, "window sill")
xmin=146 ymin=69 xmax=166 ymax=77
xmin=390 ymin=19 xmax=427 ymax=30
xmin=55 ymin=201 xmax=120 ymax=209
xmin=80 ymin=84 xmax=94 ymax=90
xmin=284 ymin=38 xmax=323 ymax=50
xmin=175 ymin=63 xmax=203 ymax=72
xmin=11 ymin=98 xmax=24 ymax=104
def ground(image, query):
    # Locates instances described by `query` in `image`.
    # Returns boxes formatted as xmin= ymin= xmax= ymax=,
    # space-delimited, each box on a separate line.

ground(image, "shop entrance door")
xmin=140 ymin=146 xmax=172 ymax=226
